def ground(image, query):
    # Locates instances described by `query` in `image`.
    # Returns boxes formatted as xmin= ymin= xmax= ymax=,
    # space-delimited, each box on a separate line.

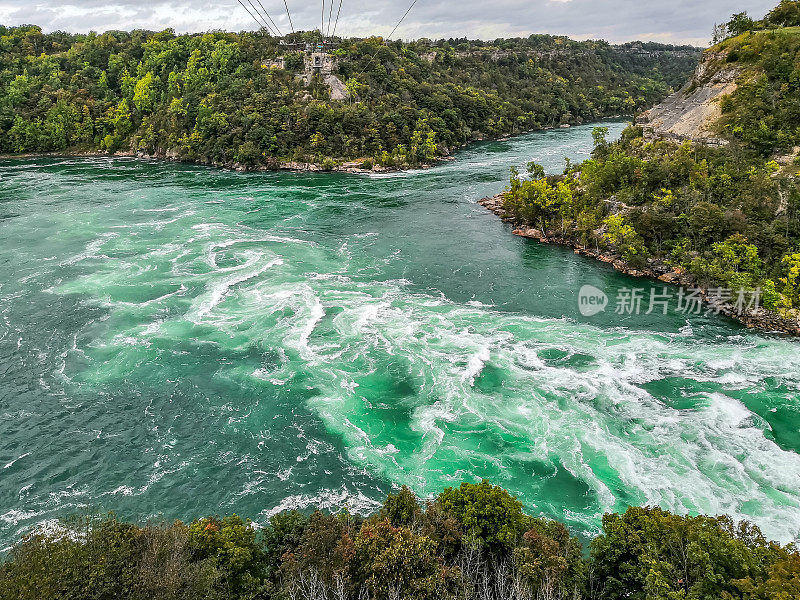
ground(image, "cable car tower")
xmin=235 ymin=0 xmax=419 ymax=94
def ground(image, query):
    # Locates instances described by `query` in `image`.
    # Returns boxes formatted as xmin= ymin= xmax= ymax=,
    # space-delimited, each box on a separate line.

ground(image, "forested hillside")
xmin=498 ymin=2 xmax=800 ymax=330
xmin=2 ymin=481 xmax=799 ymax=600
xmin=0 ymin=26 xmax=698 ymax=168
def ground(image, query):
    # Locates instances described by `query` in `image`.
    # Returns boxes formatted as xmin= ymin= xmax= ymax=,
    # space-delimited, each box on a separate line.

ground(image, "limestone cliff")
xmin=636 ymin=52 xmax=738 ymax=146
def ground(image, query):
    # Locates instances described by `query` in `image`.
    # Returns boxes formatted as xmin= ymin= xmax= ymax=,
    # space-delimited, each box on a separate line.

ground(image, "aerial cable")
xmin=234 ymin=0 xmax=267 ymax=32
xmin=385 ymin=0 xmax=418 ymax=41
xmin=236 ymin=0 xmax=276 ymax=35
xmin=242 ymin=0 xmax=276 ymax=35
xmin=326 ymin=0 xmax=335 ymax=38
xmin=321 ymin=0 xmax=326 ymax=35
xmin=357 ymin=0 xmax=419 ymax=77
xmin=254 ymin=0 xmax=284 ymax=36
xmin=330 ymin=0 xmax=343 ymax=39
xmin=282 ymin=0 xmax=295 ymax=34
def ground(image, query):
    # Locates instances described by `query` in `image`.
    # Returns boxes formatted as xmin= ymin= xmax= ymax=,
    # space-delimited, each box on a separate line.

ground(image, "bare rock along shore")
xmin=479 ymin=193 xmax=800 ymax=335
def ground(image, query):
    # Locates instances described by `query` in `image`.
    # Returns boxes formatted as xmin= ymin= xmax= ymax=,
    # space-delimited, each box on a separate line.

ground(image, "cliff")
xmin=636 ymin=52 xmax=737 ymax=146
xmin=481 ymin=24 xmax=800 ymax=335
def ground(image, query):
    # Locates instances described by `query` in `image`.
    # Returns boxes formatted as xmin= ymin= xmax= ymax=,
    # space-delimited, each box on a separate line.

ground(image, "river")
xmin=1 ymin=121 xmax=799 ymax=549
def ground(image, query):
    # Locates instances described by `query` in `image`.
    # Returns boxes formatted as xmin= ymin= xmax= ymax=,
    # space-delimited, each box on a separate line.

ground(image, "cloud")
xmin=0 ymin=0 xmax=781 ymax=45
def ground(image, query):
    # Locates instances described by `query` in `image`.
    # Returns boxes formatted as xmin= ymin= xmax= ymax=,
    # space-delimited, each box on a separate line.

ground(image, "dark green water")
xmin=1 ymin=121 xmax=799 ymax=549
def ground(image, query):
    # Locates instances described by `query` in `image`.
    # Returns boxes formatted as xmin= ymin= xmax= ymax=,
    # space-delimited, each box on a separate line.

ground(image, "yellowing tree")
xmin=133 ymin=72 xmax=155 ymax=114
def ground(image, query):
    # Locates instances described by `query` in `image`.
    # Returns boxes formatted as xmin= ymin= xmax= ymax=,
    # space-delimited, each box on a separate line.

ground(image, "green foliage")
xmin=514 ymin=518 xmax=587 ymax=599
xmin=0 ymin=515 xmax=220 ymax=600
xmin=353 ymin=519 xmax=460 ymax=600
xmin=436 ymin=480 xmax=526 ymax=554
xmin=708 ymin=234 xmax=763 ymax=288
xmin=0 ymin=26 xmax=697 ymax=166
xmin=504 ymin=170 xmax=576 ymax=234
xmin=381 ymin=485 xmax=423 ymax=527
xmin=132 ymin=72 xmax=156 ymax=114
xmin=589 ymin=506 xmax=790 ymax=600
xmin=262 ymin=509 xmax=308 ymax=579
xmin=766 ymin=1 xmax=800 ymax=28
xmin=715 ymin=26 xmax=800 ymax=154
xmin=592 ymin=126 xmax=610 ymax=157
xmin=280 ymin=510 xmax=356 ymax=589
xmin=604 ymin=214 xmax=649 ymax=266
xmin=186 ymin=515 xmax=266 ymax=597
xmin=727 ymin=12 xmax=757 ymax=37
xmin=778 ymin=252 xmax=800 ymax=307
xmin=1 ymin=487 xmax=797 ymax=600
xmin=283 ymin=51 xmax=304 ymax=71
xmin=504 ymin=73 xmax=800 ymax=313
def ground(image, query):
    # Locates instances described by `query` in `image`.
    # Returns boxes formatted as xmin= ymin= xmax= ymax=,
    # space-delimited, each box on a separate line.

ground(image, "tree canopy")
xmin=0 ymin=25 xmax=698 ymax=169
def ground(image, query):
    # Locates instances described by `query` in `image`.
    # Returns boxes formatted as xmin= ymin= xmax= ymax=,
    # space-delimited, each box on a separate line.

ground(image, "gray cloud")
xmin=0 ymin=0 xmax=780 ymax=45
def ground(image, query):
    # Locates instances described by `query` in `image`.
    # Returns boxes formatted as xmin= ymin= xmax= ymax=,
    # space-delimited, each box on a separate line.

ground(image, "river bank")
xmin=0 ymin=119 xmax=626 ymax=175
xmin=479 ymin=193 xmax=800 ymax=335
xmin=0 ymin=148 xmax=432 ymax=174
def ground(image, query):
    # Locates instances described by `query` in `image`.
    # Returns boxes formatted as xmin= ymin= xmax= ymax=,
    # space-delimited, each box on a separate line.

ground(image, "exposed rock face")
xmin=325 ymin=74 xmax=348 ymax=101
xmin=637 ymin=52 xmax=738 ymax=147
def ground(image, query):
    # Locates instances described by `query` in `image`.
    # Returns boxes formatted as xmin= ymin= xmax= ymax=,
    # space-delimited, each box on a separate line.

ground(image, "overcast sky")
xmin=0 ymin=0 xmax=780 ymax=46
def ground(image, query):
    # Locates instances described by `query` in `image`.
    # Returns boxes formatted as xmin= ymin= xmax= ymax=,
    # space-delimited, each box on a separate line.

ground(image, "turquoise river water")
xmin=1 ymin=121 xmax=799 ymax=550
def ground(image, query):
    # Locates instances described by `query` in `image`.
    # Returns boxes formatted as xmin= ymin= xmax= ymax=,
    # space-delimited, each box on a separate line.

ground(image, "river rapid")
xmin=1 ymin=121 xmax=799 ymax=549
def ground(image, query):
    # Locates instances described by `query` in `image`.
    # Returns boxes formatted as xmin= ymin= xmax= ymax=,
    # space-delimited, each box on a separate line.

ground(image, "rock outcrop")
xmin=325 ymin=74 xmax=348 ymax=101
xmin=636 ymin=52 xmax=738 ymax=146
xmin=477 ymin=193 xmax=800 ymax=335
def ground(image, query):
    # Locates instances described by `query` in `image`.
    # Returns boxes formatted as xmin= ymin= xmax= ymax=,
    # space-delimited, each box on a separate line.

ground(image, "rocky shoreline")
xmin=0 ymin=148 xmax=453 ymax=175
xmin=479 ymin=193 xmax=800 ymax=335
xmin=0 ymin=116 xmax=634 ymax=175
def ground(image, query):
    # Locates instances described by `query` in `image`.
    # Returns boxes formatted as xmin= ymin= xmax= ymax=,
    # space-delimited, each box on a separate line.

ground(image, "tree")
xmin=353 ymin=519 xmax=460 ymax=600
xmin=381 ymin=486 xmax=423 ymax=528
xmin=592 ymin=126 xmax=610 ymax=157
xmin=589 ymin=506 xmax=786 ymax=600
xmin=765 ymin=0 xmax=800 ymax=28
xmin=133 ymin=71 xmax=156 ymax=114
xmin=187 ymin=515 xmax=267 ymax=597
xmin=736 ymin=553 xmax=800 ymax=599
xmin=514 ymin=519 xmax=586 ymax=599
xmin=436 ymin=480 xmax=526 ymax=555
xmin=711 ymin=233 xmax=763 ymax=288
xmin=778 ymin=252 xmax=800 ymax=308
xmin=726 ymin=12 xmax=756 ymax=37
xmin=603 ymin=214 xmax=648 ymax=267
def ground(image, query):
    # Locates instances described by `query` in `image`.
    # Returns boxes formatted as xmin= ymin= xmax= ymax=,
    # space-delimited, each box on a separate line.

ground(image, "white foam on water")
xmin=288 ymin=286 xmax=800 ymax=543
xmin=59 ymin=232 xmax=117 ymax=266
xmin=262 ymin=486 xmax=382 ymax=518
xmin=188 ymin=257 xmax=284 ymax=323
xmin=29 ymin=153 xmax=800 ymax=547
xmin=463 ymin=346 xmax=491 ymax=385
xmin=3 ymin=453 xmax=30 ymax=470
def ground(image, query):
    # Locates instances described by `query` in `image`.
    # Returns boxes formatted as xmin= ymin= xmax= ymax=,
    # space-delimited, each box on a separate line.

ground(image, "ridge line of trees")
xmin=2 ymin=480 xmax=798 ymax=599
xmin=0 ymin=25 xmax=699 ymax=170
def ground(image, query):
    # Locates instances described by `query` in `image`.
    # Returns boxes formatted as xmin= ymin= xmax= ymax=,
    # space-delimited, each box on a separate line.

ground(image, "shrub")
xmin=187 ymin=515 xmax=266 ymax=597
xmin=353 ymin=519 xmax=461 ymax=600
xmin=435 ymin=480 xmax=526 ymax=555
xmin=589 ymin=506 xmax=788 ymax=600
